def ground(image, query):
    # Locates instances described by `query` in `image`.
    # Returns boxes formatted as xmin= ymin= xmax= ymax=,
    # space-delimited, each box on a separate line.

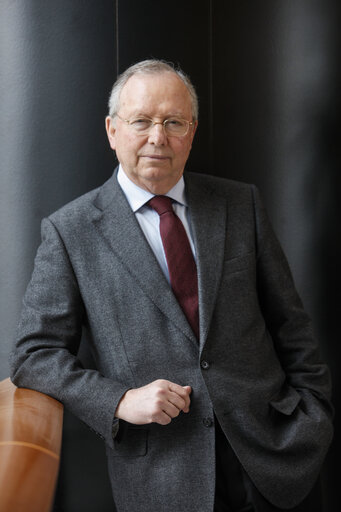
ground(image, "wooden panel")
xmin=0 ymin=378 xmax=63 ymax=512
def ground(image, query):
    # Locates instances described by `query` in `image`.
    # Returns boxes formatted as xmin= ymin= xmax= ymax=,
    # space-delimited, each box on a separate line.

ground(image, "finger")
xmin=153 ymin=400 xmax=181 ymax=422
xmin=167 ymin=391 xmax=187 ymax=412
xmin=168 ymin=383 xmax=191 ymax=412
xmin=181 ymin=386 xmax=191 ymax=412
xmin=154 ymin=410 xmax=172 ymax=426
xmin=182 ymin=386 xmax=192 ymax=409
xmin=168 ymin=382 xmax=191 ymax=398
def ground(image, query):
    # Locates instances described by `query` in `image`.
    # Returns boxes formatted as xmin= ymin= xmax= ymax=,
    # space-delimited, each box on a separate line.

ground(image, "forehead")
xmin=119 ymin=72 xmax=192 ymax=117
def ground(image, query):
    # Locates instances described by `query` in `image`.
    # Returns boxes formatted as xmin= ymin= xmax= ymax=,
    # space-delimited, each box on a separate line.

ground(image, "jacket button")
xmin=200 ymin=360 xmax=210 ymax=370
xmin=203 ymin=417 xmax=214 ymax=428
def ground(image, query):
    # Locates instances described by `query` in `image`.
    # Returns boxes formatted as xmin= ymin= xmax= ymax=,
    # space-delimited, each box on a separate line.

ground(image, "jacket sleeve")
xmin=252 ymin=184 xmax=334 ymax=421
xmin=10 ymin=217 xmax=127 ymax=448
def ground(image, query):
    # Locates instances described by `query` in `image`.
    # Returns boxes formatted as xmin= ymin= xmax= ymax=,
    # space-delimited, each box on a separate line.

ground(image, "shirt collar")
xmin=117 ymin=164 xmax=187 ymax=213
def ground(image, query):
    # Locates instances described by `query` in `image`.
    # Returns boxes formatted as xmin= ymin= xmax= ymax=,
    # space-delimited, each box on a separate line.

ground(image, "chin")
xmin=138 ymin=168 xmax=182 ymax=194
xmin=142 ymin=167 xmax=173 ymax=182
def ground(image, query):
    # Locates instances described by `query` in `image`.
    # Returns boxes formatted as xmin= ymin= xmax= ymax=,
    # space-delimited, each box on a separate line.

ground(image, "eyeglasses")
xmin=115 ymin=114 xmax=194 ymax=137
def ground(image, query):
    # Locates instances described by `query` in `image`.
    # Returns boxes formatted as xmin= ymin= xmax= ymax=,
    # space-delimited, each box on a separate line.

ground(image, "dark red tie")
xmin=148 ymin=196 xmax=199 ymax=339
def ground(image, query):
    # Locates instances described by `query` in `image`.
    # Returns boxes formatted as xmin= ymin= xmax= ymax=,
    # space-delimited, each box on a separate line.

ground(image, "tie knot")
xmin=148 ymin=196 xmax=173 ymax=216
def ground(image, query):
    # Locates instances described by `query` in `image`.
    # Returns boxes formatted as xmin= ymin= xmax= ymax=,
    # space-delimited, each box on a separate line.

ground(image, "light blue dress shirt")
xmin=117 ymin=165 xmax=196 ymax=283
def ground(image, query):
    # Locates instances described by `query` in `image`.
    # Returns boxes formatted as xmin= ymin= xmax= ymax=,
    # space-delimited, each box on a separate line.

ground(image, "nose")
xmin=147 ymin=122 xmax=168 ymax=146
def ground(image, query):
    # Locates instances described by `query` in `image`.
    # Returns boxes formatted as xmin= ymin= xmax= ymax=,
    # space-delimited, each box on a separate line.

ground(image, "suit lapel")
xmin=92 ymin=172 xmax=197 ymax=345
xmin=185 ymin=174 xmax=227 ymax=351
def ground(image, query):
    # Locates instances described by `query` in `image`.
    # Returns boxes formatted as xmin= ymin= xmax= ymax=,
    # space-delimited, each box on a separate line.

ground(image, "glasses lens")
xmin=164 ymin=118 xmax=188 ymax=136
xmin=130 ymin=118 xmax=153 ymax=132
xmin=127 ymin=116 xmax=189 ymax=136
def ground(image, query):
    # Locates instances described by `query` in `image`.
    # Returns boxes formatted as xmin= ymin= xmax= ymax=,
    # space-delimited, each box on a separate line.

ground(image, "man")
xmin=10 ymin=60 xmax=333 ymax=512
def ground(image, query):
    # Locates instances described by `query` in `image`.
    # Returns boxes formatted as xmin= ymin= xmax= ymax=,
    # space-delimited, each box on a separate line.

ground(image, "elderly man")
xmin=11 ymin=60 xmax=333 ymax=512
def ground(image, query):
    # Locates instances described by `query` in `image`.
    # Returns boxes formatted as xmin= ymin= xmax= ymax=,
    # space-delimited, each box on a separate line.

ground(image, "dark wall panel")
xmin=117 ymin=0 xmax=212 ymax=173
xmin=0 ymin=0 xmax=117 ymax=380
xmin=212 ymin=1 xmax=339 ymax=304
xmin=212 ymin=1 xmax=279 ymax=185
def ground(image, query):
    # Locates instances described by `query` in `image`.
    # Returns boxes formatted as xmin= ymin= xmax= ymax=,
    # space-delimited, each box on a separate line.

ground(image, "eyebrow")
xmin=126 ymin=111 xmax=187 ymax=119
xmin=124 ymin=109 xmax=184 ymax=117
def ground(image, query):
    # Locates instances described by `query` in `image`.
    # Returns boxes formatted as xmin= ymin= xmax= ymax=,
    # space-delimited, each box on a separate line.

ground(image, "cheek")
xmin=172 ymin=140 xmax=192 ymax=160
xmin=116 ymin=136 xmax=141 ymax=159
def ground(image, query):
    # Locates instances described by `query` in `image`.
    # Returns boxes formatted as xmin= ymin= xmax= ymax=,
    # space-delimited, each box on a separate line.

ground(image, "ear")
xmin=105 ymin=116 xmax=116 ymax=150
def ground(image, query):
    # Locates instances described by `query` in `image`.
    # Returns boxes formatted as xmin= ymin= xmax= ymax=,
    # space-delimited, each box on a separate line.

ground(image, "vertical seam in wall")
xmin=209 ymin=0 xmax=213 ymax=172
xmin=116 ymin=0 xmax=119 ymax=75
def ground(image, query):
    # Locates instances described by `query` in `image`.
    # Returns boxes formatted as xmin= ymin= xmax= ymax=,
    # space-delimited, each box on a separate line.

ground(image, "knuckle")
xmin=156 ymin=387 xmax=167 ymax=398
xmin=156 ymin=379 xmax=167 ymax=386
xmin=155 ymin=399 xmax=163 ymax=409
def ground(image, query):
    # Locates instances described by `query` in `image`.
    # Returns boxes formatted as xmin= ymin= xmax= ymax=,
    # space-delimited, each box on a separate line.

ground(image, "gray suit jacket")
xmin=10 ymin=170 xmax=333 ymax=512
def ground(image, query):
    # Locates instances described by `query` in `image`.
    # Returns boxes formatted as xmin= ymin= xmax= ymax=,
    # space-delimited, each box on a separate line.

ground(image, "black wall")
xmin=1 ymin=1 xmax=339 ymax=510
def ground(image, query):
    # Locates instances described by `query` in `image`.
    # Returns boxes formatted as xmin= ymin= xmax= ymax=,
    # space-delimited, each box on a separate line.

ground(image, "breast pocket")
xmin=223 ymin=252 xmax=255 ymax=276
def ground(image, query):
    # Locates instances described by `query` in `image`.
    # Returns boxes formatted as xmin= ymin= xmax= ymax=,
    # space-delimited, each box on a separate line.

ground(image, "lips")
xmin=142 ymin=155 xmax=169 ymax=159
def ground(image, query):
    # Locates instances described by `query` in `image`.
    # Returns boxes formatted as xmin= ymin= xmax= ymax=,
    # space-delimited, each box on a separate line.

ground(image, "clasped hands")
xmin=115 ymin=379 xmax=192 ymax=425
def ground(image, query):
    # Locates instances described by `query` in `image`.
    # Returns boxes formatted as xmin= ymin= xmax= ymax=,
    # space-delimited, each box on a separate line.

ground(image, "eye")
xmin=130 ymin=118 xmax=152 ymax=130
xmin=166 ymin=118 xmax=184 ymax=127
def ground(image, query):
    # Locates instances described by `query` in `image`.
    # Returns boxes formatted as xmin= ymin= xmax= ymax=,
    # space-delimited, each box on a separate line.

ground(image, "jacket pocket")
xmin=112 ymin=426 xmax=148 ymax=457
xmin=269 ymin=385 xmax=302 ymax=416
xmin=223 ymin=252 xmax=255 ymax=275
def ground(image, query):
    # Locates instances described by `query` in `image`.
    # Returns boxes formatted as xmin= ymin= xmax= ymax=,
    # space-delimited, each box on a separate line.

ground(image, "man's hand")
xmin=115 ymin=379 xmax=192 ymax=425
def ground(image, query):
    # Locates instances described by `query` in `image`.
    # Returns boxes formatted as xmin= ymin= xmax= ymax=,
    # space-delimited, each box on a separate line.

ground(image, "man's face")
xmin=106 ymin=72 xmax=197 ymax=194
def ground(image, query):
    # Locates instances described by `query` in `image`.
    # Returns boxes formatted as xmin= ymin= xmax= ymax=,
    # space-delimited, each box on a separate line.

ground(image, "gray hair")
xmin=108 ymin=59 xmax=198 ymax=121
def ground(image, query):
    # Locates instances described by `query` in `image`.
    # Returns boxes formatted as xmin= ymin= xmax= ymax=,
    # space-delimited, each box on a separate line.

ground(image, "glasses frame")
xmin=115 ymin=113 xmax=194 ymax=137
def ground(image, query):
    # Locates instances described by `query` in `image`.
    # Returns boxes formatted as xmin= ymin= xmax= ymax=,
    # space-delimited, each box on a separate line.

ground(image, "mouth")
xmin=141 ymin=155 xmax=170 ymax=160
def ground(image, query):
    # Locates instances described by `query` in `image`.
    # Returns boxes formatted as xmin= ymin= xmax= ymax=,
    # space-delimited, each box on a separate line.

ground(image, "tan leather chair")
xmin=0 ymin=378 xmax=63 ymax=512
